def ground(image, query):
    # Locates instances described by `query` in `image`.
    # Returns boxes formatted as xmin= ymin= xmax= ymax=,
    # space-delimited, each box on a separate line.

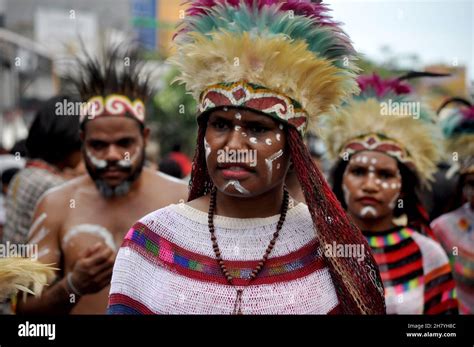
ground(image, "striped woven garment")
xmin=108 ymin=203 xmax=343 ymax=314
xmin=364 ymin=226 xmax=458 ymax=314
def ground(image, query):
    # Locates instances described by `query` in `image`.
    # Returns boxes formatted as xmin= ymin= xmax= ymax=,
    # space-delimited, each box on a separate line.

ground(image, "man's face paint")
xmin=204 ymin=108 xmax=291 ymax=198
xmin=83 ymin=116 xmax=146 ymax=198
xmin=342 ymin=151 xmax=402 ymax=221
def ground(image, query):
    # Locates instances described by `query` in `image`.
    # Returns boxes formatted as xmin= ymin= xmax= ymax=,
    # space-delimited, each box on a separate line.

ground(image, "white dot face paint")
xmin=370 ymin=158 xmax=377 ymax=165
xmin=265 ymin=149 xmax=283 ymax=184
xmin=235 ymin=113 xmax=242 ymax=120
xmin=360 ymin=206 xmax=377 ymax=217
xmin=249 ymin=137 xmax=257 ymax=144
xmin=368 ymin=166 xmax=375 ymax=172
xmin=265 ymin=138 xmax=272 ymax=146
xmin=390 ymin=183 xmax=397 ymax=189
xmin=276 ymin=133 xmax=281 ymax=142
xmin=276 ymin=163 xmax=281 ymax=170
xmin=375 ymin=179 xmax=382 ymax=185
xmin=234 ymin=125 xmax=241 ymax=131
xmin=223 ymin=180 xmax=250 ymax=195
xmin=279 ymin=125 xmax=284 ymax=130
xmin=204 ymin=138 xmax=211 ymax=160
xmin=241 ymin=132 xmax=247 ymax=137
xmin=381 ymin=182 xmax=389 ymax=189
xmin=85 ymin=149 xmax=107 ymax=169
xmin=62 ymin=224 xmax=117 ymax=251
xmin=361 ymin=156 xmax=368 ymax=164
xmin=223 ymin=107 xmax=228 ymax=112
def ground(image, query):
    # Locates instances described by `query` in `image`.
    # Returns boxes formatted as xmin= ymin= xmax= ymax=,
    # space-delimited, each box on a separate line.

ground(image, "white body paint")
xmin=249 ymin=137 xmax=257 ymax=144
xmin=28 ymin=212 xmax=48 ymax=239
xmin=265 ymin=138 xmax=272 ymax=146
xmin=29 ymin=226 xmax=50 ymax=245
xmin=276 ymin=133 xmax=281 ymax=142
xmin=62 ymin=224 xmax=117 ymax=251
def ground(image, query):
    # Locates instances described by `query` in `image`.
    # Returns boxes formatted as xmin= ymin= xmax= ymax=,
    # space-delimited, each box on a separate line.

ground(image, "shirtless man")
xmin=17 ymin=48 xmax=188 ymax=314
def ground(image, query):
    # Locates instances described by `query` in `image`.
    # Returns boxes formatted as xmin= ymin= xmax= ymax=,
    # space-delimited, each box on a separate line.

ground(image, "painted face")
xmin=205 ymin=108 xmax=291 ymax=197
xmin=342 ymin=151 xmax=402 ymax=220
xmin=82 ymin=116 xmax=147 ymax=198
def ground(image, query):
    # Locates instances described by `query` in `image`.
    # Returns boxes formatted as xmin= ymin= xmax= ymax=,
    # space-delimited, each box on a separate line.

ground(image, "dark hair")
xmin=330 ymin=157 xmax=427 ymax=225
xmin=64 ymin=43 xmax=152 ymax=133
xmin=1 ymin=167 xmax=20 ymax=186
xmin=9 ymin=139 xmax=28 ymax=157
xmin=159 ymin=157 xmax=183 ymax=179
xmin=25 ymin=95 xmax=81 ymax=164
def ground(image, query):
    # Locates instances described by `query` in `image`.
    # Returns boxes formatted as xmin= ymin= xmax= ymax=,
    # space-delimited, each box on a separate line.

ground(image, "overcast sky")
xmin=329 ymin=0 xmax=473 ymax=82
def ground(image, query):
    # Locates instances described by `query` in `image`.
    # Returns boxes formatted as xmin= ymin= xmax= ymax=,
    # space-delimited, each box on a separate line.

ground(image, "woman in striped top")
xmin=321 ymin=74 xmax=458 ymax=314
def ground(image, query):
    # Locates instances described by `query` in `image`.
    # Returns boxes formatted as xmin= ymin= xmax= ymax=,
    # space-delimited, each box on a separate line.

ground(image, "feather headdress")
xmin=320 ymin=73 xmax=444 ymax=186
xmin=438 ymin=97 xmax=474 ymax=175
xmin=169 ymin=0 xmax=359 ymax=136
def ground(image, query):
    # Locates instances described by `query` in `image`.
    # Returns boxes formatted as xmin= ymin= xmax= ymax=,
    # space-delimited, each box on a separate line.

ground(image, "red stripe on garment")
xmin=424 ymin=280 xmax=456 ymax=303
xmin=125 ymin=240 xmax=327 ymax=286
xmin=425 ymin=299 xmax=458 ymax=315
xmin=130 ymin=221 xmax=320 ymax=268
xmin=380 ymin=259 xmax=423 ymax=281
xmin=373 ymin=241 xmax=419 ymax=265
xmin=108 ymin=293 xmax=155 ymax=315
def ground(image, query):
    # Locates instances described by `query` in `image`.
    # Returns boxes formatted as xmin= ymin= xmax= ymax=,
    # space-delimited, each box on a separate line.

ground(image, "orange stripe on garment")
xmin=425 ymin=263 xmax=452 ymax=284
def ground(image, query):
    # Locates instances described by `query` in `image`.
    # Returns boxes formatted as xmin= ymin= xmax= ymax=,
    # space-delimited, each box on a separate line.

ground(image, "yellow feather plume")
xmin=169 ymin=31 xmax=359 ymax=134
xmin=319 ymin=98 xmax=443 ymax=185
xmin=0 ymin=257 xmax=56 ymax=302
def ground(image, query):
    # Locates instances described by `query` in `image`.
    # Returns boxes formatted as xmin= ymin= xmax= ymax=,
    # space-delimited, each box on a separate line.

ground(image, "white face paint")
xmin=381 ymin=182 xmax=389 ymax=189
xmin=204 ymin=138 xmax=211 ymax=160
xmin=234 ymin=125 xmax=241 ymax=131
xmin=265 ymin=138 xmax=272 ymax=146
xmin=62 ymin=224 xmax=117 ymax=251
xmin=276 ymin=163 xmax=281 ymax=170
xmin=223 ymin=180 xmax=250 ymax=195
xmin=342 ymin=183 xmax=351 ymax=205
xmin=361 ymin=156 xmax=368 ymax=164
xmin=235 ymin=112 xmax=242 ymax=120
xmin=265 ymin=149 xmax=284 ymax=184
xmin=279 ymin=124 xmax=284 ymax=130
xmin=249 ymin=137 xmax=257 ymax=144
xmin=117 ymin=148 xmax=140 ymax=168
xmin=276 ymin=133 xmax=281 ymax=142
xmin=241 ymin=132 xmax=247 ymax=137
xmin=360 ymin=206 xmax=377 ymax=217
xmin=85 ymin=149 xmax=107 ymax=169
